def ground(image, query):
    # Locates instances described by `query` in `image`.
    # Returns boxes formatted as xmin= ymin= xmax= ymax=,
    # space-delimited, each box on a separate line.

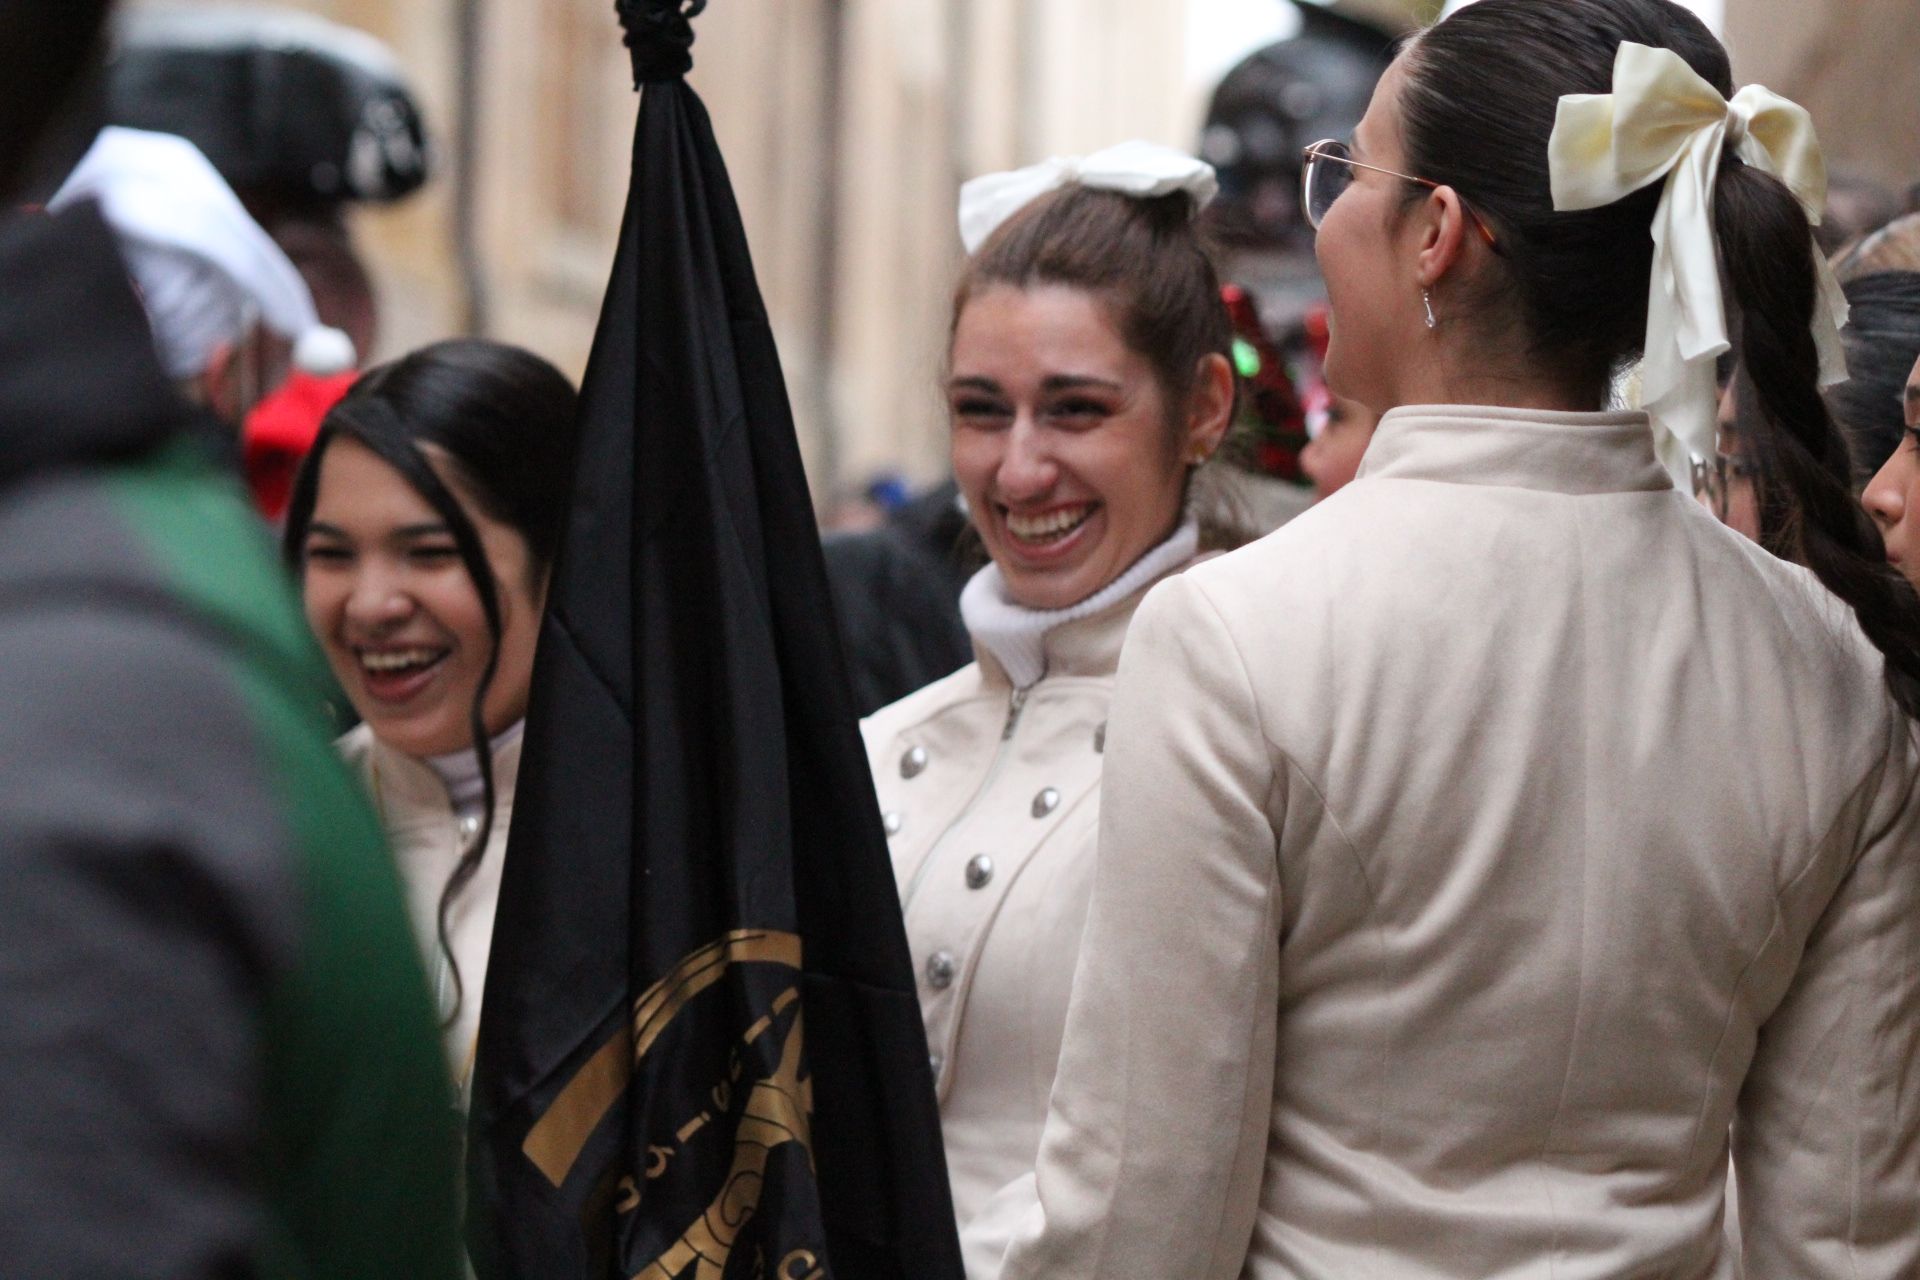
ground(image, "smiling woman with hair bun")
xmin=859 ymin=142 xmax=1236 ymax=1274
xmin=284 ymin=337 xmax=578 ymax=1103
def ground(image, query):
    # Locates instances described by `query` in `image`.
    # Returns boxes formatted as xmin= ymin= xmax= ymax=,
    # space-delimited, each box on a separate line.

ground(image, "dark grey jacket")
xmin=0 ymin=204 xmax=460 ymax=1280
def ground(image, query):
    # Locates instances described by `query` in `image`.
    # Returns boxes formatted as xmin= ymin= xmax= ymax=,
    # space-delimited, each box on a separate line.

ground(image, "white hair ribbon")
xmin=1548 ymin=41 xmax=1849 ymax=486
xmin=958 ymin=140 xmax=1218 ymax=255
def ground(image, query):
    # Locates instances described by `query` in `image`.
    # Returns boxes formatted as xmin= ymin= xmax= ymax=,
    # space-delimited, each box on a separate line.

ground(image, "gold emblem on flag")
xmin=520 ymin=929 xmax=819 ymax=1278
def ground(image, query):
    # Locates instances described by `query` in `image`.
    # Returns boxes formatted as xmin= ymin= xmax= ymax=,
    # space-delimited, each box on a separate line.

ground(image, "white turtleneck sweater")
xmin=958 ymin=520 xmax=1201 ymax=690
xmin=426 ymin=720 xmax=525 ymax=824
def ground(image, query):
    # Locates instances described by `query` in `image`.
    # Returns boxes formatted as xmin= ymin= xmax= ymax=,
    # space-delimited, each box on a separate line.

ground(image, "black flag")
xmin=468 ymin=3 xmax=965 ymax=1277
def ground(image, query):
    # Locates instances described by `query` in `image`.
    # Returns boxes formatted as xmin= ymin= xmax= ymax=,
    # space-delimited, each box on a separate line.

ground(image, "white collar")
xmin=1357 ymin=406 xmax=1674 ymax=496
xmin=425 ymin=719 xmax=526 ymax=822
xmin=960 ymin=521 xmax=1199 ymax=690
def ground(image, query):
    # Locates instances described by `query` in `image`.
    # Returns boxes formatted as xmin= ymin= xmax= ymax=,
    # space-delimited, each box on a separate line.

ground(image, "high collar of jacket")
xmin=0 ymin=203 xmax=201 ymax=491
xmin=1357 ymin=405 xmax=1675 ymax=496
xmin=964 ymin=523 xmax=1203 ymax=691
xmin=346 ymin=722 xmax=525 ymax=827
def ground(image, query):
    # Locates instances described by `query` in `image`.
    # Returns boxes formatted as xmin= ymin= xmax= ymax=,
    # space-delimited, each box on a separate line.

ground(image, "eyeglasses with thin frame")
xmin=1301 ymin=138 xmax=1502 ymax=253
xmin=1690 ymin=450 xmax=1758 ymax=521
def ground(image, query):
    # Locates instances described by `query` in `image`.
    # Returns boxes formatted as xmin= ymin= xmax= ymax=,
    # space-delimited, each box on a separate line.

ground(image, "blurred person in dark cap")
xmin=104 ymin=5 xmax=433 ymax=520
xmin=0 ymin=3 xmax=461 ymax=1276
xmin=106 ymin=3 xmax=431 ymax=363
xmin=1199 ymin=1 xmax=1395 ymax=525
xmin=1200 ymin=1 xmax=1396 ymax=342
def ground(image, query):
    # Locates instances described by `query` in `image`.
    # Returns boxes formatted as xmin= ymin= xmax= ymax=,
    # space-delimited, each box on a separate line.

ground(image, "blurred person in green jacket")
xmin=0 ymin=4 xmax=463 ymax=1277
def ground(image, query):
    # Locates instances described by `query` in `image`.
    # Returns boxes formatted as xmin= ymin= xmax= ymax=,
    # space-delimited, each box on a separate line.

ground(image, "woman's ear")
xmin=1414 ymin=186 xmax=1472 ymax=290
xmin=1184 ymin=352 xmax=1237 ymax=462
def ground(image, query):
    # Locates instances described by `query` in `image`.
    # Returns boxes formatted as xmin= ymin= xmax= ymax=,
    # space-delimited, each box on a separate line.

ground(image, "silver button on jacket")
xmin=965 ymin=854 xmax=995 ymax=890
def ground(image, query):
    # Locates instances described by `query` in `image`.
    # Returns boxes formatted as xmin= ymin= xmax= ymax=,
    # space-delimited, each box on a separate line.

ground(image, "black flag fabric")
xmin=467 ymin=3 xmax=965 ymax=1278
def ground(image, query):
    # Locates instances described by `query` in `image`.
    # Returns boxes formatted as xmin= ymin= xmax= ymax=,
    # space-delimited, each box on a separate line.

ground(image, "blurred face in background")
xmin=1698 ymin=380 xmax=1760 ymax=543
xmin=1862 ymin=353 xmax=1920 ymax=590
xmin=1300 ymin=393 xmax=1380 ymax=500
xmin=300 ymin=437 xmax=544 ymax=757
xmin=192 ymin=321 xmax=291 ymax=429
xmin=947 ymin=282 xmax=1230 ymax=611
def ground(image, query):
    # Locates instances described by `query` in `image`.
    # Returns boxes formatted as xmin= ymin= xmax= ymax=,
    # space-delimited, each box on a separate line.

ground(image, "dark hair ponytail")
xmin=284 ymin=338 xmax=580 ymax=1024
xmin=1402 ymin=0 xmax=1920 ymax=718
xmin=1715 ymin=165 xmax=1920 ymax=714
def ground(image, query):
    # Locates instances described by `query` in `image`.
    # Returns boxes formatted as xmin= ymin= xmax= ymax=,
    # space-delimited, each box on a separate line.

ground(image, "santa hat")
xmin=50 ymin=126 xmax=355 ymax=379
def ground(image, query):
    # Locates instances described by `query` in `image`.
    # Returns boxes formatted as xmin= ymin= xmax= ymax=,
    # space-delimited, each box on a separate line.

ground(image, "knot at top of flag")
xmin=617 ymin=0 xmax=704 ymax=84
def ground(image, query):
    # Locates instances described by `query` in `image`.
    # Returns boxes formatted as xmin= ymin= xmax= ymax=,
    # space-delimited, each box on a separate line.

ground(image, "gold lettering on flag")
xmin=630 ymin=1002 xmax=813 ymax=1278
xmin=520 ymin=928 xmax=810 ymax=1216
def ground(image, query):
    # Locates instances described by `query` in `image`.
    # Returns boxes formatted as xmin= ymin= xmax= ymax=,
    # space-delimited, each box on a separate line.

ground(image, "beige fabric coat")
xmin=339 ymin=723 xmax=518 ymax=1098
xmin=997 ymin=407 xmax=1920 ymax=1280
xmin=862 ymin=569 xmax=1188 ymax=1275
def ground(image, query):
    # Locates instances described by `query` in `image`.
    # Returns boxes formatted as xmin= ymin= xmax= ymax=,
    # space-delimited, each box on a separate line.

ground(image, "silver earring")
xmin=1422 ymin=290 xmax=1437 ymax=330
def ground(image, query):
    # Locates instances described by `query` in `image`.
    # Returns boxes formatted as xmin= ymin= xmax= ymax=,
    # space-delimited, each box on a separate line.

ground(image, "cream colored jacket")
xmin=998 ymin=407 xmax=1920 ymax=1280
xmin=338 ymin=723 xmax=518 ymax=1099
xmin=862 ymin=568 xmax=1189 ymax=1275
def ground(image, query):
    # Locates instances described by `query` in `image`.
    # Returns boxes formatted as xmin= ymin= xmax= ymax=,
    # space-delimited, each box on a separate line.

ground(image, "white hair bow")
xmin=958 ymin=140 xmax=1218 ymax=255
xmin=1548 ymin=41 xmax=1848 ymax=485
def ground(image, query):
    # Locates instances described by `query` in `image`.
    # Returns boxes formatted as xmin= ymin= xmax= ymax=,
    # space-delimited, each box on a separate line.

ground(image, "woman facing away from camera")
xmin=859 ymin=145 xmax=1235 ymax=1275
xmin=285 ymin=339 xmax=579 ymax=1102
xmin=991 ymin=2 xmax=1920 ymax=1278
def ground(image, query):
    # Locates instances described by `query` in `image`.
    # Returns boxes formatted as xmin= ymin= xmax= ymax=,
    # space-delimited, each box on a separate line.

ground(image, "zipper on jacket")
xmin=1000 ymin=685 xmax=1030 ymax=740
xmin=902 ymin=685 xmax=1031 ymax=910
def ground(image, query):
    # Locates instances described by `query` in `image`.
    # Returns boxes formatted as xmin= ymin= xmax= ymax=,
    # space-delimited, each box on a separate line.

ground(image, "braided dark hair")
xmin=1401 ymin=0 xmax=1920 ymax=717
xmin=1716 ymin=175 xmax=1920 ymax=714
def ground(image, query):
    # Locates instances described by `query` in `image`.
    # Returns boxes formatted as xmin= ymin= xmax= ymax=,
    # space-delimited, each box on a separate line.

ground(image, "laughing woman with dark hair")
xmin=285 ymin=338 xmax=578 ymax=1101
xmin=992 ymin=3 xmax=1920 ymax=1278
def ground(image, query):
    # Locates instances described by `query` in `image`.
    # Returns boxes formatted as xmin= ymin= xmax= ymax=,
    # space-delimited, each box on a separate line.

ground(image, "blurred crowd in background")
xmin=45 ymin=0 xmax=1915 ymax=501
xmin=30 ymin=0 xmax=1917 ymax=717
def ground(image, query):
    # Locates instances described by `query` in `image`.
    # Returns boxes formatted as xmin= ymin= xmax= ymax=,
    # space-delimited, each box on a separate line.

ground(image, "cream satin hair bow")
xmin=1548 ymin=41 xmax=1849 ymax=485
xmin=958 ymin=140 xmax=1218 ymax=255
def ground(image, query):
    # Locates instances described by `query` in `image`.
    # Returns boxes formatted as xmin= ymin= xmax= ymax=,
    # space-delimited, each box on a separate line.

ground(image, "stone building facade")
xmin=129 ymin=0 xmax=1919 ymax=500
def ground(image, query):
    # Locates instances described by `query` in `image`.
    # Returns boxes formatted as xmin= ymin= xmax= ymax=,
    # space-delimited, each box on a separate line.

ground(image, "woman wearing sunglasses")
xmin=991 ymin=2 xmax=1920 ymax=1278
